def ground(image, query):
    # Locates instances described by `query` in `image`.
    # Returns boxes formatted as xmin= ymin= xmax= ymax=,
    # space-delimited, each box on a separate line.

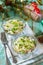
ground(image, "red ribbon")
xmin=31 ymin=2 xmax=41 ymax=14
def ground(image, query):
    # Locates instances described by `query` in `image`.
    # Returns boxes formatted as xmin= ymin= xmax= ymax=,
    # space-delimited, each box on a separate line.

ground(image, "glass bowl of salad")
xmin=2 ymin=18 xmax=26 ymax=40
xmin=11 ymin=35 xmax=36 ymax=59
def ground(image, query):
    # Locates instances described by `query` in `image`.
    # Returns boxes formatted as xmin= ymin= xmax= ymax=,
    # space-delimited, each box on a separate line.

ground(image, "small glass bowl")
xmin=11 ymin=35 xmax=37 ymax=59
xmin=2 ymin=18 xmax=26 ymax=41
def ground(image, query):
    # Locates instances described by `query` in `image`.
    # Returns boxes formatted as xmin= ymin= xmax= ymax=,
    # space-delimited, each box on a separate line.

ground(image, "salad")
xmin=13 ymin=36 xmax=36 ymax=54
xmin=3 ymin=19 xmax=24 ymax=34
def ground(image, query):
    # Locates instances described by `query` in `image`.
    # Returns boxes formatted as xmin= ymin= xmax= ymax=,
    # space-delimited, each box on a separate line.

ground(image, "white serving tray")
xmin=6 ymin=23 xmax=43 ymax=65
